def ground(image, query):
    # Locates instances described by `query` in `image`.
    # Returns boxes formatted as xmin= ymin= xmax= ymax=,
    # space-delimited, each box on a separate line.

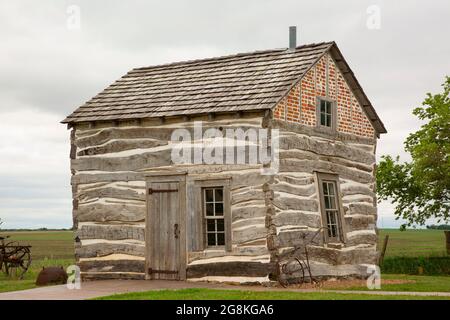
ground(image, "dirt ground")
xmin=282 ymin=278 xmax=415 ymax=290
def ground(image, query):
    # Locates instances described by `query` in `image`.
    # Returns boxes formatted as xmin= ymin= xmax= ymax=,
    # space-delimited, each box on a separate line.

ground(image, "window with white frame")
xmin=203 ymin=187 xmax=225 ymax=247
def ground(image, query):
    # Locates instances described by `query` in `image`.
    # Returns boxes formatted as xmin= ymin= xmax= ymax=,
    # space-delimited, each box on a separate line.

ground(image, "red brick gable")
xmin=274 ymin=53 xmax=375 ymax=138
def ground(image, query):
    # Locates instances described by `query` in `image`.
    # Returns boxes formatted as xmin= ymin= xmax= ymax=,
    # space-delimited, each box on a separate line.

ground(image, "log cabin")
xmin=62 ymin=30 xmax=386 ymax=283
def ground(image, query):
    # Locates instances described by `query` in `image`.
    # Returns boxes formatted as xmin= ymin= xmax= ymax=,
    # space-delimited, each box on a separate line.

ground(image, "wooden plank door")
xmin=146 ymin=175 xmax=186 ymax=280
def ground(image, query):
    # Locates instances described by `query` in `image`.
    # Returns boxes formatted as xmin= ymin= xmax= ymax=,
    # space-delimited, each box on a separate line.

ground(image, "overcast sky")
xmin=0 ymin=0 xmax=449 ymax=229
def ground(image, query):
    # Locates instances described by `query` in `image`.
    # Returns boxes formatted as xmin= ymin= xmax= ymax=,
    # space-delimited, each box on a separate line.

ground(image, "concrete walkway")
xmin=0 ymin=280 xmax=449 ymax=300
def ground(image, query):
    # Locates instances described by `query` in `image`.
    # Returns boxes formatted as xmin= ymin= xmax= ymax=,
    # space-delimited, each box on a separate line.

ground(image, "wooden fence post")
xmin=378 ymin=235 xmax=389 ymax=265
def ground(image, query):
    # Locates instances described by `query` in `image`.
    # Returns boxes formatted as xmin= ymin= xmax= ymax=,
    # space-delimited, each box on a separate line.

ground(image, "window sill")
xmin=204 ymin=247 xmax=226 ymax=252
xmin=326 ymin=242 xmax=344 ymax=249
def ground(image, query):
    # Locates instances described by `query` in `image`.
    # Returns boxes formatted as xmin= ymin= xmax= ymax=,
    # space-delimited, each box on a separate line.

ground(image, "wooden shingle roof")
xmin=62 ymin=42 xmax=386 ymax=134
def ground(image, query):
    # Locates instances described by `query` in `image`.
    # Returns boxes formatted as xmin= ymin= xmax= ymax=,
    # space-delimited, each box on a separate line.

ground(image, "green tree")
xmin=377 ymin=76 xmax=450 ymax=227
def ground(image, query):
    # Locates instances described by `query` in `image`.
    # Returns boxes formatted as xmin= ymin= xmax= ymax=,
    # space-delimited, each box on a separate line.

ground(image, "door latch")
xmin=174 ymin=223 xmax=180 ymax=239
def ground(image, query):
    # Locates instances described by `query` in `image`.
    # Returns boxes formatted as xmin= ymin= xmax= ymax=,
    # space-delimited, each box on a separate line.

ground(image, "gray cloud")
xmin=0 ymin=0 xmax=449 ymax=228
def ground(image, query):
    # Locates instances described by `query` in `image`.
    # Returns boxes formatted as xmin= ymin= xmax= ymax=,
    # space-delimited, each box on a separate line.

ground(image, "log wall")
xmin=268 ymin=119 xmax=378 ymax=281
xmin=70 ymin=85 xmax=379 ymax=282
xmin=71 ymin=113 xmax=273 ymax=281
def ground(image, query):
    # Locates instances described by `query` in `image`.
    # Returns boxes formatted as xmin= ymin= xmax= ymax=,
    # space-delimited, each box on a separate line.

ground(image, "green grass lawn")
xmin=323 ymin=274 xmax=450 ymax=292
xmin=0 ymin=231 xmax=75 ymax=293
xmin=95 ymin=288 xmax=449 ymax=300
xmin=378 ymin=229 xmax=447 ymax=257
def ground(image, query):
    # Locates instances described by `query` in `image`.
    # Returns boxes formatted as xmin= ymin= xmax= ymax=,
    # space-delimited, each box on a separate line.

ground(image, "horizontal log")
xmin=75 ymin=203 xmax=145 ymax=222
xmin=292 ymin=246 xmax=378 ymax=266
xmin=188 ymin=246 xmax=269 ymax=263
xmin=272 ymin=194 xmax=318 ymax=212
xmin=272 ymin=119 xmax=376 ymax=145
xmin=76 ymin=242 xmax=145 ymax=258
xmin=280 ymin=134 xmax=375 ymax=165
xmin=340 ymin=183 xmax=375 ymax=197
xmin=345 ymin=215 xmax=376 ymax=232
xmin=280 ymin=159 xmax=374 ymax=184
xmin=181 ymin=164 xmax=261 ymax=176
xmin=72 ymin=172 xmax=144 ymax=185
xmin=231 ymin=188 xmax=265 ymax=205
xmin=232 ymin=217 xmax=265 ymax=230
xmin=76 ymin=127 xmax=175 ymax=149
xmin=71 ymin=149 xmax=172 ymax=172
xmin=280 ymin=150 xmax=374 ymax=174
xmin=271 ymin=182 xmax=316 ymax=197
xmin=342 ymin=195 xmax=373 ymax=205
xmin=232 ymin=206 xmax=267 ymax=222
xmin=187 ymin=261 xmax=275 ymax=278
xmin=347 ymin=203 xmax=377 ymax=215
xmin=270 ymin=211 xmax=321 ymax=228
xmin=233 ymin=225 xmax=267 ymax=244
xmin=276 ymin=174 xmax=314 ymax=186
xmin=270 ymin=228 xmax=323 ymax=248
xmin=230 ymin=171 xmax=270 ymax=189
xmin=77 ymin=224 xmax=145 ymax=240
xmin=81 ymin=272 xmax=145 ymax=281
xmin=76 ymin=125 xmax=263 ymax=149
xmin=79 ymin=259 xmax=145 ymax=273
xmin=346 ymin=231 xmax=377 ymax=246
xmin=78 ymin=187 xmax=145 ymax=202
xmin=238 ymin=238 xmax=267 ymax=246
xmin=77 ymin=139 xmax=166 ymax=156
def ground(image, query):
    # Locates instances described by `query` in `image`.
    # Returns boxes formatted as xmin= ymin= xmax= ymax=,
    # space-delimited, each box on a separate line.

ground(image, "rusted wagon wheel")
xmin=279 ymin=258 xmax=306 ymax=287
xmin=4 ymin=246 xmax=32 ymax=279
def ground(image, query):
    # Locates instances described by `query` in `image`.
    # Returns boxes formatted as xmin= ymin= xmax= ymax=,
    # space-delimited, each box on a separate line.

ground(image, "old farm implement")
xmin=278 ymin=227 xmax=328 ymax=287
xmin=0 ymin=236 xmax=32 ymax=279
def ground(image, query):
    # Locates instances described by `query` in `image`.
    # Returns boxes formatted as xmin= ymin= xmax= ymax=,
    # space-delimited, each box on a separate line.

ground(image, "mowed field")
xmin=0 ymin=230 xmax=75 ymax=292
xmin=1 ymin=230 xmax=75 ymax=260
xmin=378 ymin=229 xmax=448 ymax=257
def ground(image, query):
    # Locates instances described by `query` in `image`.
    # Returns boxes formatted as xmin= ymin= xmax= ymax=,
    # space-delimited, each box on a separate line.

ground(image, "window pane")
xmin=326 ymin=114 xmax=332 ymax=127
xmin=217 ymin=233 xmax=225 ymax=246
xmin=328 ymin=224 xmax=337 ymax=238
xmin=329 ymin=196 xmax=336 ymax=209
xmin=327 ymin=183 xmax=335 ymax=196
xmin=326 ymin=101 xmax=332 ymax=114
xmin=206 ymin=203 xmax=214 ymax=216
xmin=217 ymin=219 xmax=224 ymax=232
xmin=206 ymin=219 xmax=216 ymax=232
xmin=327 ymin=211 xmax=336 ymax=224
xmin=205 ymin=189 xmax=214 ymax=202
xmin=207 ymin=233 xmax=216 ymax=246
xmin=320 ymin=113 xmax=326 ymax=126
xmin=322 ymin=182 xmax=328 ymax=195
xmin=215 ymin=189 xmax=223 ymax=201
xmin=320 ymin=100 xmax=326 ymax=113
xmin=215 ymin=203 xmax=224 ymax=215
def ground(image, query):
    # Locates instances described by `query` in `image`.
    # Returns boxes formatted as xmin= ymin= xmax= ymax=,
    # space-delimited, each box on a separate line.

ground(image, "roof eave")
xmin=328 ymin=44 xmax=387 ymax=135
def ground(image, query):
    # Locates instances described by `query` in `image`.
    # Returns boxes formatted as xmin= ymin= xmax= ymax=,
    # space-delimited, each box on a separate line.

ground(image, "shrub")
xmin=381 ymin=256 xmax=450 ymax=275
